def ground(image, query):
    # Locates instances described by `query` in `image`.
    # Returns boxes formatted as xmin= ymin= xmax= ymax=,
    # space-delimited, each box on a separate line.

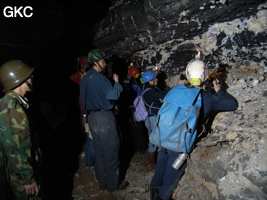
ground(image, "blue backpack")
xmin=133 ymin=87 xmax=153 ymax=122
xmin=150 ymin=84 xmax=202 ymax=153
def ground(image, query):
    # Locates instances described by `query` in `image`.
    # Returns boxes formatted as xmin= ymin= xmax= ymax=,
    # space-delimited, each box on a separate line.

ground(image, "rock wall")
xmin=94 ymin=0 xmax=267 ymax=77
xmin=93 ymin=0 xmax=267 ymax=199
xmin=173 ymin=66 xmax=267 ymax=200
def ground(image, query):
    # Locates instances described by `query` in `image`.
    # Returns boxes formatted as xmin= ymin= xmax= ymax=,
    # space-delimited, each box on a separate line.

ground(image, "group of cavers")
xmin=0 ymin=49 xmax=238 ymax=200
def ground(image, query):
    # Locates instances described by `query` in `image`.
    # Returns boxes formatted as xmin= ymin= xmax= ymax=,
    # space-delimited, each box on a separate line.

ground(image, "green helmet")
xmin=87 ymin=49 xmax=111 ymax=64
xmin=0 ymin=60 xmax=34 ymax=92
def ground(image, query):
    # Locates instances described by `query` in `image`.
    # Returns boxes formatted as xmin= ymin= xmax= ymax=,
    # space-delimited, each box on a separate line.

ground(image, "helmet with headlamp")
xmin=186 ymin=52 xmax=208 ymax=86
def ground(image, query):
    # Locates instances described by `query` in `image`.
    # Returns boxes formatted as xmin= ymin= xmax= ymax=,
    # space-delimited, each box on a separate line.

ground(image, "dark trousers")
xmin=151 ymin=149 xmax=187 ymax=200
xmin=83 ymin=127 xmax=95 ymax=169
xmin=88 ymin=110 xmax=120 ymax=190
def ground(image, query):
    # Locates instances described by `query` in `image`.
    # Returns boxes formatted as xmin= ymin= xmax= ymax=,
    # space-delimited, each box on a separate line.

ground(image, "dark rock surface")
xmin=94 ymin=0 xmax=266 ymax=75
xmin=91 ymin=1 xmax=267 ymax=200
xmin=0 ymin=0 xmax=266 ymax=199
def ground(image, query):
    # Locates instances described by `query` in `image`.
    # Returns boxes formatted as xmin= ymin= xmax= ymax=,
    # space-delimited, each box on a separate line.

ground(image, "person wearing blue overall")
xmin=80 ymin=49 xmax=128 ymax=192
xmin=141 ymin=70 xmax=168 ymax=169
xmin=150 ymin=55 xmax=238 ymax=200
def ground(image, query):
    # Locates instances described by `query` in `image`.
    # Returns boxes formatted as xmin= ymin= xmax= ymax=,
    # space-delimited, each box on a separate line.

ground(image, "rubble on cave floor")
xmin=72 ymin=153 xmax=153 ymax=200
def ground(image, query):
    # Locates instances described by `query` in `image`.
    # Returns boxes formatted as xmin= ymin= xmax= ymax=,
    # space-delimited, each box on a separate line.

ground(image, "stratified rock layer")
xmin=93 ymin=1 xmax=267 ymax=199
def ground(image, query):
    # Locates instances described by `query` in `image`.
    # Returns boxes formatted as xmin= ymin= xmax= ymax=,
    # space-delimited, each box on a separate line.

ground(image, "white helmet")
xmin=186 ymin=54 xmax=208 ymax=86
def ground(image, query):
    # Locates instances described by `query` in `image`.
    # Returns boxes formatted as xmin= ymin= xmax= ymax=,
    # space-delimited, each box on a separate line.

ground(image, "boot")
xmin=150 ymin=187 xmax=159 ymax=200
xmin=147 ymin=152 xmax=157 ymax=169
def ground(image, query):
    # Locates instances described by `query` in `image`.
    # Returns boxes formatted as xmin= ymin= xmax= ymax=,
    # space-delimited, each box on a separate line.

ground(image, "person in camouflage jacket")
xmin=0 ymin=60 xmax=41 ymax=200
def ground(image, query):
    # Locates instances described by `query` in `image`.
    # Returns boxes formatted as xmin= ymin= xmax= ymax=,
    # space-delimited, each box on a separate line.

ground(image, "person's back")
xmin=142 ymin=85 xmax=166 ymax=117
xmin=140 ymin=70 xmax=168 ymax=169
xmin=149 ymin=53 xmax=238 ymax=200
xmin=124 ymin=67 xmax=148 ymax=153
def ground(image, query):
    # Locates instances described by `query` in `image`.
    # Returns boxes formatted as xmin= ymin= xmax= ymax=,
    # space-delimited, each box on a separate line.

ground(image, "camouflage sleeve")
xmin=0 ymin=101 xmax=35 ymax=186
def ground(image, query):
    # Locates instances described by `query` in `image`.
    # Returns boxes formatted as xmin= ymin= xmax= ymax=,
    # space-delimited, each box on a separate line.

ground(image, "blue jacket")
xmin=142 ymin=85 xmax=168 ymax=117
xmin=200 ymin=89 xmax=238 ymax=124
xmin=80 ymin=69 xmax=123 ymax=110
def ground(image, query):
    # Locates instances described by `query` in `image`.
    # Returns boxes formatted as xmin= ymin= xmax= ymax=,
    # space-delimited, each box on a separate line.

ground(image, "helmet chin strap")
xmin=25 ymin=80 xmax=33 ymax=91
xmin=96 ymin=61 xmax=105 ymax=72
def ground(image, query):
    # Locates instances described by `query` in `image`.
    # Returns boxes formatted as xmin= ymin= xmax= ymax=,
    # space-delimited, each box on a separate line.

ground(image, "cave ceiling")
xmin=93 ymin=0 xmax=266 ymax=59
xmin=0 ymin=0 xmax=266 ymax=74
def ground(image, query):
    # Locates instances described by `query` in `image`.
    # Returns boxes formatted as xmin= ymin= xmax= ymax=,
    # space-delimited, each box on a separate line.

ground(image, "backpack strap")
xmin=140 ymin=88 xmax=153 ymax=109
xmin=141 ymin=88 xmax=160 ymax=110
xmin=146 ymin=101 xmax=155 ymax=132
xmin=141 ymin=88 xmax=152 ymax=95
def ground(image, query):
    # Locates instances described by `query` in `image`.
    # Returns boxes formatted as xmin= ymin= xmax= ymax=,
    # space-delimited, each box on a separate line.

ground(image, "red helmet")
xmin=128 ymin=67 xmax=140 ymax=78
xmin=77 ymin=56 xmax=87 ymax=64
